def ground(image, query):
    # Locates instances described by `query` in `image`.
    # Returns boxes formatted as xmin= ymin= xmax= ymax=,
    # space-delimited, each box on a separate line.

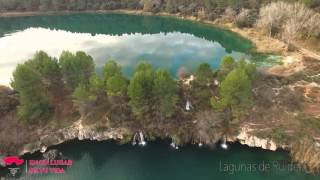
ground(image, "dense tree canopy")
xmin=211 ymin=59 xmax=256 ymax=119
xmin=191 ymin=63 xmax=213 ymax=108
xmin=106 ymin=73 xmax=129 ymax=97
xmin=59 ymin=51 xmax=95 ymax=91
xmin=153 ymin=69 xmax=178 ymax=119
xmin=218 ymin=55 xmax=235 ymax=81
xmin=10 ymin=50 xmax=257 ymax=123
xmin=11 ymin=51 xmax=62 ymax=120
xmin=128 ymin=63 xmax=179 ymax=119
xmin=11 ymin=50 xmax=96 ymax=120
xmin=195 ymin=63 xmax=213 ymax=86
xmin=102 ymin=60 xmax=129 ymax=97
xmin=103 ymin=60 xmax=122 ymax=82
xmin=127 ymin=62 xmax=154 ymax=117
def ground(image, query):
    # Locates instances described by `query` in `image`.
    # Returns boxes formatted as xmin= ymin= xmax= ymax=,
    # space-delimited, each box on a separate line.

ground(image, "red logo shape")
xmin=3 ymin=156 xmax=24 ymax=166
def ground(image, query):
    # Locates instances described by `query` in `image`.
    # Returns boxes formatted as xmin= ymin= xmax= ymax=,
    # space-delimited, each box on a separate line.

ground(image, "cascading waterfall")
xmin=132 ymin=133 xmax=138 ymax=146
xmin=170 ymin=140 xmax=179 ymax=150
xmin=220 ymin=137 xmax=228 ymax=150
xmin=185 ymin=100 xmax=193 ymax=111
xmin=198 ymin=137 xmax=203 ymax=147
xmin=139 ymin=131 xmax=147 ymax=146
xmin=132 ymin=131 xmax=147 ymax=146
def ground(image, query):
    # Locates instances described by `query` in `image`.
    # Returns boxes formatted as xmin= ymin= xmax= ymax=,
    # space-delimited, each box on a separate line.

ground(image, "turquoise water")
xmin=0 ymin=13 xmax=276 ymax=86
xmin=0 ymin=13 xmax=306 ymax=180
xmin=13 ymin=140 xmax=318 ymax=180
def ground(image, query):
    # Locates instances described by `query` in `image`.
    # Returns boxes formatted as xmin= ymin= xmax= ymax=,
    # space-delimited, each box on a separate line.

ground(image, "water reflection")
xmin=0 ymin=27 xmax=245 ymax=86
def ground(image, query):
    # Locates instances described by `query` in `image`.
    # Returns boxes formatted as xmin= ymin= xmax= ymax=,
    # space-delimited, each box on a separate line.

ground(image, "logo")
xmin=3 ymin=156 xmax=24 ymax=166
xmin=1 ymin=155 xmax=73 ymax=177
xmin=2 ymin=156 xmax=24 ymax=177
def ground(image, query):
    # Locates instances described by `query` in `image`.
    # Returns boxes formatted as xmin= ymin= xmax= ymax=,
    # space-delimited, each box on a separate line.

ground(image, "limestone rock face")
xmin=19 ymin=119 xmax=128 ymax=155
xmin=233 ymin=127 xmax=278 ymax=151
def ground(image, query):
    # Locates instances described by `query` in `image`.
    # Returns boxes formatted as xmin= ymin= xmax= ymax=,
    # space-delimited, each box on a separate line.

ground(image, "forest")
xmin=0 ymin=0 xmax=319 ymax=12
xmin=9 ymin=51 xmax=256 ymax=127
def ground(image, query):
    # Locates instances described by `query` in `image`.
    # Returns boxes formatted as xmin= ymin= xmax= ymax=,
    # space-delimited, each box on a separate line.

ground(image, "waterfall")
xmin=170 ymin=140 xmax=179 ymax=150
xmin=185 ymin=100 xmax=192 ymax=111
xmin=40 ymin=145 xmax=47 ymax=153
xmin=132 ymin=131 xmax=147 ymax=146
xmin=221 ymin=137 xmax=228 ymax=150
xmin=132 ymin=133 xmax=138 ymax=146
xmin=198 ymin=137 xmax=203 ymax=147
xmin=139 ymin=131 xmax=147 ymax=146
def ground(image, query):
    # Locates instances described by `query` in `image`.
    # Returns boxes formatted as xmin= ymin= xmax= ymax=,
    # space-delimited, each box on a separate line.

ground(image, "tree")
xmin=235 ymin=8 xmax=256 ymax=28
xmin=73 ymin=73 xmax=104 ymax=102
xmin=153 ymin=69 xmax=178 ymax=119
xmin=220 ymin=56 xmax=235 ymax=70
xmin=211 ymin=66 xmax=252 ymax=120
xmin=52 ymin=0 xmax=65 ymax=10
xmin=195 ymin=63 xmax=213 ymax=85
xmin=190 ymin=63 xmax=214 ymax=108
xmin=72 ymin=83 xmax=90 ymax=102
xmin=59 ymin=51 xmax=94 ymax=91
xmin=135 ymin=61 xmax=153 ymax=72
xmin=26 ymin=51 xmax=65 ymax=94
xmin=218 ymin=55 xmax=235 ymax=81
xmin=11 ymin=51 xmax=63 ymax=121
xmin=12 ymin=64 xmax=51 ymax=121
xmin=106 ymin=73 xmax=129 ymax=96
xmin=165 ymin=0 xmax=177 ymax=13
xmin=128 ymin=62 xmax=154 ymax=117
xmin=88 ymin=74 xmax=105 ymax=101
xmin=102 ymin=60 xmax=128 ymax=97
xmin=256 ymin=2 xmax=320 ymax=41
xmin=236 ymin=59 xmax=257 ymax=80
xmin=203 ymin=0 xmax=215 ymax=11
xmin=103 ymin=60 xmax=122 ymax=82
xmin=39 ymin=0 xmax=51 ymax=11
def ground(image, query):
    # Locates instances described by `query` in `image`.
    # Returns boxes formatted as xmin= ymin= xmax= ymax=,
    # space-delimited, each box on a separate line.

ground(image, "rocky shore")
xmin=18 ymin=119 xmax=129 ymax=155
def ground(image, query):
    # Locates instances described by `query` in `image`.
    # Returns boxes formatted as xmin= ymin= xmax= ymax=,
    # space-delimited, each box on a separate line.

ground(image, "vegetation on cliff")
xmin=10 ymin=51 xmax=256 ymax=123
xmin=2 ymin=50 xmax=320 ymax=172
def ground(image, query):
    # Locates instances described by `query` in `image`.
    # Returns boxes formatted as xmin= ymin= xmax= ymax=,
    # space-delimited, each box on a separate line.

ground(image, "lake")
xmin=0 ymin=13 xmax=279 ymax=86
xmin=0 ymin=13 xmax=309 ymax=180
xmin=14 ymin=140 xmax=320 ymax=180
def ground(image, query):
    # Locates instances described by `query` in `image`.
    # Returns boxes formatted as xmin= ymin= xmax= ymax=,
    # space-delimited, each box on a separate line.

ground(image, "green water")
xmin=13 ymin=140 xmax=318 ymax=180
xmin=0 ymin=13 xmax=279 ymax=86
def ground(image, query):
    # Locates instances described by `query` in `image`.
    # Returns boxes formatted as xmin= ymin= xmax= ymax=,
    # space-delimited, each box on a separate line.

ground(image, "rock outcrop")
xmin=228 ymin=127 xmax=280 ymax=151
xmin=19 ymin=119 xmax=129 ymax=155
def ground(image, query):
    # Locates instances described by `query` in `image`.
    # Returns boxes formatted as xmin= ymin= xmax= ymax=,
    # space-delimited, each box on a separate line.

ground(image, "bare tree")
xmin=235 ymin=8 xmax=251 ymax=27
xmin=256 ymin=2 xmax=320 ymax=43
xmin=223 ymin=7 xmax=237 ymax=22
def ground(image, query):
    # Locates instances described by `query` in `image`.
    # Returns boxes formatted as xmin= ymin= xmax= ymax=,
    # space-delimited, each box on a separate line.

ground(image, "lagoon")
xmin=0 ymin=13 xmax=260 ymax=86
xmin=18 ymin=140 xmax=319 ymax=180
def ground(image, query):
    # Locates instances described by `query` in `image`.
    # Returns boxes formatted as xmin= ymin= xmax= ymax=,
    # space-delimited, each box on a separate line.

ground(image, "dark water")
xmin=0 ymin=13 xmax=280 ymax=85
xmin=10 ymin=140 xmax=317 ymax=180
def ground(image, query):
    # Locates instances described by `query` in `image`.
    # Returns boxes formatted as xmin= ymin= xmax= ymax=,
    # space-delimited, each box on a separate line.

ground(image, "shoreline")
xmin=15 ymin=117 xmax=284 ymax=156
xmin=1 ymin=9 xmax=319 ymax=173
xmin=3 ymin=9 xmax=317 ymax=77
xmin=0 ymin=9 xmax=288 ymax=55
